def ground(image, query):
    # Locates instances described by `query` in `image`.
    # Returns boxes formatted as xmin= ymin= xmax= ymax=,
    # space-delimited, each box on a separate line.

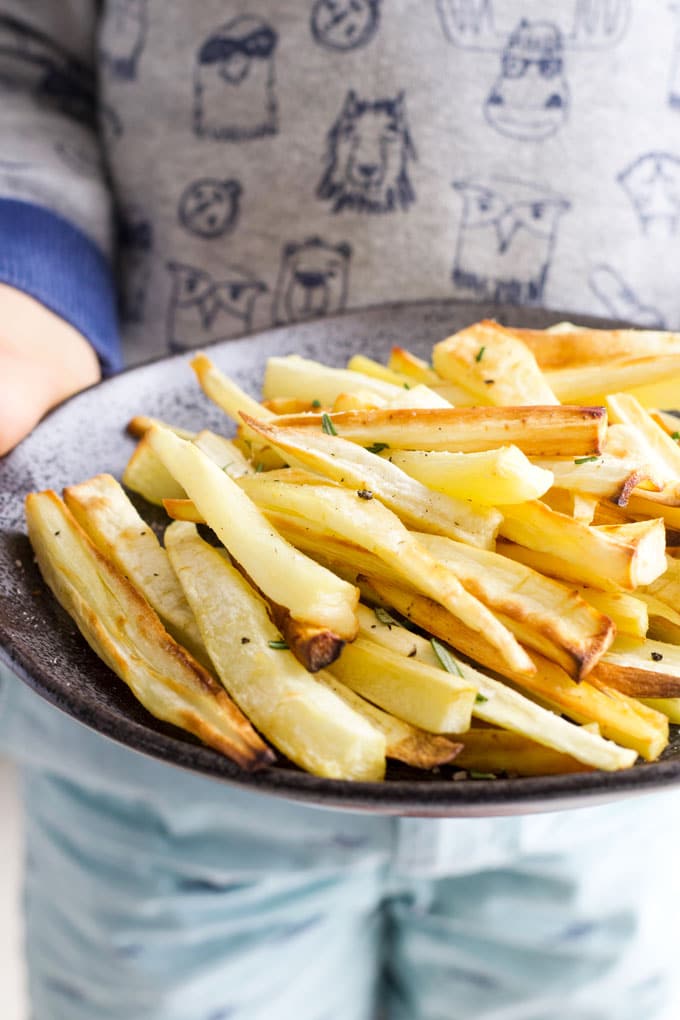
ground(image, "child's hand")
xmin=0 ymin=284 xmax=101 ymax=456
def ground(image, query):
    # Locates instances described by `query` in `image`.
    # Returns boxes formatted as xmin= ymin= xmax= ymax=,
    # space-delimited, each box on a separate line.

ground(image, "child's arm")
xmin=0 ymin=4 xmax=121 ymax=454
xmin=0 ymin=284 xmax=100 ymax=456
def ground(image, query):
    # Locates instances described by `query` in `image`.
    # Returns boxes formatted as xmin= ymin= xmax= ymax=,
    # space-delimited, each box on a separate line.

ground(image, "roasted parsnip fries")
xmin=26 ymin=317 xmax=680 ymax=783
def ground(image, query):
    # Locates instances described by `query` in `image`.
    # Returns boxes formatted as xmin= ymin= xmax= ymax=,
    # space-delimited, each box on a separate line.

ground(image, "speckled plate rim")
xmin=2 ymin=298 xmax=679 ymax=817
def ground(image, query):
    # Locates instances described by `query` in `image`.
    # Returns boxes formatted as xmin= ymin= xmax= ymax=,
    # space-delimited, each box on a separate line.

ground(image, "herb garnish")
xmin=374 ymin=606 xmax=400 ymax=627
xmin=574 ymin=455 xmax=599 ymax=465
xmin=268 ymin=639 xmax=289 ymax=650
xmin=430 ymin=637 xmax=464 ymax=678
xmin=365 ymin=442 xmax=389 ymax=455
xmin=321 ymin=413 xmax=337 ymax=435
xmin=475 ymin=345 xmax=486 ymax=362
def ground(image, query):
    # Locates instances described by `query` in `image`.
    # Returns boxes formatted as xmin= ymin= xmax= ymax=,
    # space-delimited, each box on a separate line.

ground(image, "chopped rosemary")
xmin=672 ymin=431 xmax=680 ymax=442
xmin=365 ymin=442 xmax=389 ymax=454
xmin=475 ymin=693 xmax=489 ymax=704
xmin=268 ymin=639 xmax=289 ymax=650
xmin=475 ymin=345 xmax=486 ymax=362
xmin=430 ymin=637 xmax=464 ymax=678
xmin=321 ymin=412 xmax=337 ymax=435
xmin=574 ymin=455 xmax=599 ymax=465
xmin=374 ymin=606 xmax=400 ymax=627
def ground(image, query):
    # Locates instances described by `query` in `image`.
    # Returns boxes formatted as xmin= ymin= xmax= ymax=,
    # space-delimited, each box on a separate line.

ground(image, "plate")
xmin=2 ymin=298 xmax=679 ymax=817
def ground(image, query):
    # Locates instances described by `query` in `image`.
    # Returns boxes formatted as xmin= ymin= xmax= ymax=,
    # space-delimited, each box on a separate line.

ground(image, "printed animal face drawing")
xmin=618 ymin=153 xmax=680 ymax=236
xmin=178 ymin=178 xmax=242 ymax=238
xmin=166 ymin=262 xmax=267 ymax=352
xmin=436 ymin=0 xmax=630 ymax=141
xmin=99 ymin=0 xmax=147 ymax=80
xmin=311 ymin=0 xmax=380 ymax=51
xmin=485 ymin=20 xmax=568 ymax=140
xmin=318 ymin=91 xmax=416 ymax=214
xmin=193 ymin=15 xmax=278 ymax=141
xmin=452 ymin=177 xmax=570 ymax=305
xmin=272 ymin=238 xmax=352 ymax=325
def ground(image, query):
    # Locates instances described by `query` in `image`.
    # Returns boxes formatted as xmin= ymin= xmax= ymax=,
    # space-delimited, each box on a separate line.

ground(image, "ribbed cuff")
xmin=0 ymin=198 xmax=122 ymax=375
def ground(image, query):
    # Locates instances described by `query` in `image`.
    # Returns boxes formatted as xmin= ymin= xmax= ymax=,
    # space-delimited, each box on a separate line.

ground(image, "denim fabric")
xmin=2 ymin=665 xmax=680 ymax=1020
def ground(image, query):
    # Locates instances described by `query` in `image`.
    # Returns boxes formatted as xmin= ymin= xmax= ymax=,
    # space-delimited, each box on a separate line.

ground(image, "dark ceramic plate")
xmin=2 ymin=299 xmax=680 ymax=817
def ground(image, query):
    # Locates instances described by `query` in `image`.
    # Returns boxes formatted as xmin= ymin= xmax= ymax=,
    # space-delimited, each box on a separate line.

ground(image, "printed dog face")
xmin=272 ymin=238 xmax=352 ymax=324
xmin=318 ymin=90 xmax=416 ymax=213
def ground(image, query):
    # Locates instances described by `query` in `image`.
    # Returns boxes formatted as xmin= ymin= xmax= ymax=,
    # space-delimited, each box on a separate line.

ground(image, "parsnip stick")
xmin=63 ymin=473 xmax=210 ymax=670
xmin=455 ymin=729 xmax=592 ymax=776
xmin=369 ymin=578 xmax=666 ymax=762
xmin=166 ymin=522 xmax=385 ymax=781
xmin=327 ymin=638 xmax=477 ymax=734
xmin=356 ymin=597 xmax=639 ymax=770
xmin=127 ymin=416 xmax=196 ymax=440
xmin=263 ymin=354 xmax=406 ymax=405
xmin=545 ymin=358 xmax=680 ymax=404
xmin=271 ymin=405 xmax=607 ymax=458
xmin=315 ymin=673 xmax=463 ymax=769
xmin=433 ymin=320 xmax=559 ymax=406
xmin=237 ymin=473 xmax=534 ymax=675
xmin=242 ymin=415 xmax=501 ymax=549
xmin=26 ymin=491 xmax=273 ymax=770
xmin=538 ymin=454 xmax=649 ymax=506
xmin=147 ymin=426 xmax=360 ymax=639
xmin=414 ymin=533 xmax=614 ymax=680
xmin=498 ymin=501 xmax=666 ymax=590
xmin=590 ymin=635 xmax=680 ymax=698
xmin=387 ymin=446 xmax=553 ymax=505
xmin=514 ymin=325 xmax=680 ymax=368
xmin=122 ymin=432 xmax=187 ymax=506
xmin=388 ymin=347 xmax=442 ymax=386
xmin=575 ymin=587 xmax=648 ymax=639
xmin=606 ymin=393 xmax=680 ymax=484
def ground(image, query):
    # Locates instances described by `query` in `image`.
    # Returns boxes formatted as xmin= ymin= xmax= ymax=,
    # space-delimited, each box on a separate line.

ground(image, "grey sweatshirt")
xmin=0 ymin=1 xmax=679 ymax=369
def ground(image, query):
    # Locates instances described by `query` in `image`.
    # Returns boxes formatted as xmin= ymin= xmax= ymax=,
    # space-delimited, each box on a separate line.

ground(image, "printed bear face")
xmin=273 ymin=238 xmax=352 ymax=324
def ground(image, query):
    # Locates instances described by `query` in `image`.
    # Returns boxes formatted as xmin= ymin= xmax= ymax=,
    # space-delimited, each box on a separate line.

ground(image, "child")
xmin=1 ymin=2 xmax=680 ymax=1017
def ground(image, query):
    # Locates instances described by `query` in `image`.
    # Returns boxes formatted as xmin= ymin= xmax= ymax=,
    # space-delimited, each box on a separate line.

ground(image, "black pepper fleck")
xmin=651 ymin=651 xmax=663 ymax=661
xmin=357 ymin=489 xmax=373 ymax=500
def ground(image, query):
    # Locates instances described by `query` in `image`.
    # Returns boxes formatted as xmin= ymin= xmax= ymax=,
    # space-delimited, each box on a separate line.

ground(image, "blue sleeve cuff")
xmin=0 ymin=198 xmax=123 ymax=375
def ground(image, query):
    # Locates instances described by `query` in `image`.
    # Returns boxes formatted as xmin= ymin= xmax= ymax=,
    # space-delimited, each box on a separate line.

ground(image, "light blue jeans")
xmin=1 ymin=663 xmax=679 ymax=1020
